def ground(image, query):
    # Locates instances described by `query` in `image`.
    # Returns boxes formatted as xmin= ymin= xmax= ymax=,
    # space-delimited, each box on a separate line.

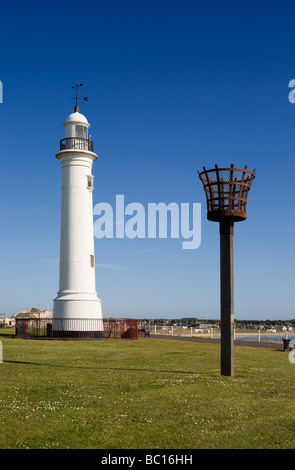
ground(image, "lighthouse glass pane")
xmin=76 ymin=125 xmax=86 ymax=138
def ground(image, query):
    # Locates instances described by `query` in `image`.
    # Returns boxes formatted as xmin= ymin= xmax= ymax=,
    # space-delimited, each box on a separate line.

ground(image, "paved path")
xmin=149 ymin=334 xmax=284 ymax=351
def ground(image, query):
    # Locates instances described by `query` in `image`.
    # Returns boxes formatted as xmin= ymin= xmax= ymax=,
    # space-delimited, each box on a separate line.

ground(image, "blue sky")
xmin=0 ymin=0 xmax=294 ymax=320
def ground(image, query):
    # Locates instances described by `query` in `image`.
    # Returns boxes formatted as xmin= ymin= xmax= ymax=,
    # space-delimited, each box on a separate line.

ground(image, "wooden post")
xmin=220 ymin=219 xmax=234 ymax=376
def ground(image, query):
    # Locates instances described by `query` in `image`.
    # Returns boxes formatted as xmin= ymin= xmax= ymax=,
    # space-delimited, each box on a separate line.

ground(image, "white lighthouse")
xmin=53 ymin=95 xmax=103 ymax=338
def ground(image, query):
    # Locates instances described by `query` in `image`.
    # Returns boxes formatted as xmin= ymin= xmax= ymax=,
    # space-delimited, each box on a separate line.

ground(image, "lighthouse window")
xmin=76 ymin=125 xmax=86 ymax=138
xmin=87 ymin=175 xmax=94 ymax=189
xmin=90 ymin=255 xmax=95 ymax=268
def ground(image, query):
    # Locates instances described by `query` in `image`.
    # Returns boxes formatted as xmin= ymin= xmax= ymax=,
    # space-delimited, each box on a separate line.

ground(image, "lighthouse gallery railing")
xmin=60 ymin=137 xmax=94 ymax=152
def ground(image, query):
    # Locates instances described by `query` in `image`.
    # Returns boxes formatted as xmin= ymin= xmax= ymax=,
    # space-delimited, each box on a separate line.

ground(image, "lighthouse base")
xmin=53 ymin=292 xmax=103 ymax=338
xmin=52 ymin=329 xmax=104 ymax=339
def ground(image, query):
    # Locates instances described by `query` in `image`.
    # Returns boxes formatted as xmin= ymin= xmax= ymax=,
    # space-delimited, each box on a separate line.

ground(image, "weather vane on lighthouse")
xmin=69 ymin=81 xmax=88 ymax=112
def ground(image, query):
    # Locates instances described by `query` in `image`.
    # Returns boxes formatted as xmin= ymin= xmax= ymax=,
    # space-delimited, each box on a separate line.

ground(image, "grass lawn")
xmin=0 ymin=335 xmax=294 ymax=449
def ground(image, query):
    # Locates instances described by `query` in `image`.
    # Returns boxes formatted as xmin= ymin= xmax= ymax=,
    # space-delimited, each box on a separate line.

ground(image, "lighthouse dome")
xmin=64 ymin=111 xmax=89 ymax=126
xmin=63 ymin=110 xmax=90 ymax=139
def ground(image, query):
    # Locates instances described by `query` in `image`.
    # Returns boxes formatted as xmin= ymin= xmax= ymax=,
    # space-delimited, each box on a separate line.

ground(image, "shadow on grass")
xmin=3 ymin=360 xmax=199 ymax=375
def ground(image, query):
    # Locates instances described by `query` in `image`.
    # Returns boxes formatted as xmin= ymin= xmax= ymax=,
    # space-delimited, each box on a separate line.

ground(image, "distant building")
xmin=16 ymin=308 xmax=53 ymax=320
xmin=0 ymin=318 xmax=15 ymax=328
xmin=277 ymin=325 xmax=287 ymax=332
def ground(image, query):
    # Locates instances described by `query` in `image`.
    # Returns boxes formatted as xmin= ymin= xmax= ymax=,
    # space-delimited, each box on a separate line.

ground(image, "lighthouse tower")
xmin=53 ymin=97 xmax=103 ymax=337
